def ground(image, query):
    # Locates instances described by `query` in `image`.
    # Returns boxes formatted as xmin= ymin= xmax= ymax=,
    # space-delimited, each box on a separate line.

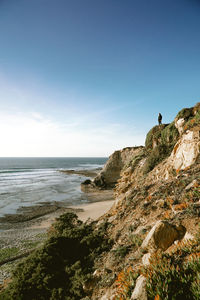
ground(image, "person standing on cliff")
xmin=158 ymin=113 xmax=162 ymax=125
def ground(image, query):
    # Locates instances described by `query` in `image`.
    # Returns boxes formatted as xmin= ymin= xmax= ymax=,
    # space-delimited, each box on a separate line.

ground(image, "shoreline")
xmin=31 ymin=199 xmax=115 ymax=229
xmin=59 ymin=168 xmax=101 ymax=178
xmin=0 ymin=189 xmax=114 ymax=229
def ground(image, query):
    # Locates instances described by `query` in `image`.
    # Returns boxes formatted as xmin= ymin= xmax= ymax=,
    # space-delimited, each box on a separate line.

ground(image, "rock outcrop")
xmin=170 ymin=126 xmax=200 ymax=170
xmin=141 ymin=221 xmax=186 ymax=252
xmin=82 ymin=146 xmax=144 ymax=190
xmin=131 ymin=275 xmax=147 ymax=300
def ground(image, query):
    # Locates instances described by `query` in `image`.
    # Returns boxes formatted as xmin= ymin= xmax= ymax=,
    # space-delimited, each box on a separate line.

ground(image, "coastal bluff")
xmin=81 ymin=146 xmax=144 ymax=190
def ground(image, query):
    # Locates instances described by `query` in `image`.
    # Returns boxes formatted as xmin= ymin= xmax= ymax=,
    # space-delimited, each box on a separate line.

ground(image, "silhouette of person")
xmin=158 ymin=113 xmax=162 ymax=125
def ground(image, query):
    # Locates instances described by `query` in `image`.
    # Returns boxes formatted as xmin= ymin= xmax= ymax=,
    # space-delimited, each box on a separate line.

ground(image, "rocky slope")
xmin=89 ymin=102 xmax=200 ymax=299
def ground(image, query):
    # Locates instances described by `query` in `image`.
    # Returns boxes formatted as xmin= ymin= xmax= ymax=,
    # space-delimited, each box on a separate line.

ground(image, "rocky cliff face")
xmin=89 ymin=103 xmax=200 ymax=299
xmin=82 ymin=146 xmax=144 ymax=190
xmin=85 ymin=103 xmax=199 ymax=194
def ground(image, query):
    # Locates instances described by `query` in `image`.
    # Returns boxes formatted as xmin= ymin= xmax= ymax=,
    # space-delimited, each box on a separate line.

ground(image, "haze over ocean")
xmin=0 ymin=157 xmax=107 ymax=216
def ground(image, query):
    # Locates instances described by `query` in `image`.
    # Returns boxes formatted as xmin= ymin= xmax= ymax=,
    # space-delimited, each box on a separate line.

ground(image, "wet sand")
xmin=59 ymin=168 xmax=101 ymax=178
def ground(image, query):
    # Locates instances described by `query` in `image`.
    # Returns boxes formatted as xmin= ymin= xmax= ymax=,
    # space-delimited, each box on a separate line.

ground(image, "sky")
xmin=0 ymin=0 xmax=200 ymax=157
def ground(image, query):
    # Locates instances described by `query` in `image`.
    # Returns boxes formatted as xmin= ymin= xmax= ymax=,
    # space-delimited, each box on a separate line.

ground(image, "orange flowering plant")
xmin=115 ymin=266 xmax=139 ymax=299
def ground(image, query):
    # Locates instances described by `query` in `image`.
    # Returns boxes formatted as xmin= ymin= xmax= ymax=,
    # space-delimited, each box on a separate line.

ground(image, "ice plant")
xmin=115 ymin=267 xmax=139 ymax=299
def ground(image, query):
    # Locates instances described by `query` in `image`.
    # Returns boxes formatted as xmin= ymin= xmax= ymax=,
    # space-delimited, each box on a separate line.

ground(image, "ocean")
xmin=0 ymin=157 xmax=107 ymax=217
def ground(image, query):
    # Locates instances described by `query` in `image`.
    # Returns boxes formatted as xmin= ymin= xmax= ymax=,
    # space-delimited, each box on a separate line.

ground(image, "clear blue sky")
xmin=0 ymin=0 xmax=200 ymax=156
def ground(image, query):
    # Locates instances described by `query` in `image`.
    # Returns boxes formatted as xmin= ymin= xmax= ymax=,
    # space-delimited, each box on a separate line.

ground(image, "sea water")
xmin=0 ymin=157 xmax=107 ymax=216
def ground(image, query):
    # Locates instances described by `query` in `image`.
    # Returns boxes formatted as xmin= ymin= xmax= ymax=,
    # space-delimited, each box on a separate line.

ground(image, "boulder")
xmin=141 ymin=221 xmax=186 ymax=252
xmin=175 ymin=118 xmax=185 ymax=135
xmin=183 ymin=232 xmax=194 ymax=242
xmin=142 ymin=253 xmax=151 ymax=266
xmin=81 ymin=179 xmax=95 ymax=192
xmin=81 ymin=179 xmax=92 ymax=185
xmin=100 ymin=290 xmax=115 ymax=300
xmin=185 ymin=179 xmax=198 ymax=191
xmin=131 ymin=275 xmax=147 ymax=300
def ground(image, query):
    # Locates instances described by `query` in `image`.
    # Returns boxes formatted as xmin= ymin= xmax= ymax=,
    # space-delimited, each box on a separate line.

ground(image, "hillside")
xmin=90 ymin=102 xmax=200 ymax=299
xmin=1 ymin=103 xmax=200 ymax=300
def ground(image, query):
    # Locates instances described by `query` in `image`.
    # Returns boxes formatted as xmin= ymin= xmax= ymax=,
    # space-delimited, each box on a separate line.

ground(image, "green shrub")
xmin=176 ymin=107 xmax=194 ymax=120
xmin=0 ymin=247 xmax=19 ymax=262
xmin=131 ymin=151 xmax=146 ymax=168
xmin=129 ymin=234 xmax=142 ymax=248
xmin=161 ymin=121 xmax=179 ymax=146
xmin=145 ymin=254 xmax=200 ymax=300
xmin=1 ymin=213 xmax=113 ymax=300
xmin=112 ymin=245 xmax=130 ymax=259
xmin=123 ymin=149 xmax=146 ymax=171
xmin=145 ymin=125 xmax=166 ymax=150
xmin=175 ymin=104 xmax=200 ymax=133
xmin=144 ymin=122 xmax=179 ymax=174
xmin=143 ymin=144 xmax=169 ymax=174
xmin=183 ymin=108 xmax=200 ymax=132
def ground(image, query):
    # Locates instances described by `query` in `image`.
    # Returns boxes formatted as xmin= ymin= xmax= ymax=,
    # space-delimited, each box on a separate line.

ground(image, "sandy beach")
xmin=30 ymin=193 xmax=114 ymax=229
xmin=35 ymin=199 xmax=115 ymax=229
xmin=75 ymin=199 xmax=115 ymax=222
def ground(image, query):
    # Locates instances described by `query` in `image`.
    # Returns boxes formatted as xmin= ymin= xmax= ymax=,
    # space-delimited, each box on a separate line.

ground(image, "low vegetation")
xmin=145 ymin=125 xmax=166 ymax=150
xmin=176 ymin=107 xmax=194 ymax=121
xmin=115 ymin=267 xmax=139 ymax=299
xmin=144 ymin=122 xmax=179 ymax=174
xmin=112 ymin=245 xmax=131 ymax=259
xmin=144 ymin=229 xmax=200 ymax=300
xmin=176 ymin=103 xmax=200 ymax=133
xmin=0 ymin=248 xmax=19 ymax=263
xmin=114 ymin=226 xmax=200 ymax=300
xmin=143 ymin=144 xmax=169 ymax=174
xmin=125 ymin=149 xmax=146 ymax=170
xmin=0 ymin=213 xmax=113 ymax=300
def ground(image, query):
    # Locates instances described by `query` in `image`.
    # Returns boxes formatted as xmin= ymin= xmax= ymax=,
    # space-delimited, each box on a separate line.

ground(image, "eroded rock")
xmin=175 ymin=118 xmax=185 ymax=135
xmin=88 ymin=146 xmax=144 ymax=189
xmin=141 ymin=220 xmax=186 ymax=252
xmin=185 ymin=179 xmax=198 ymax=191
xmin=142 ymin=253 xmax=151 ymax=266
xmin=170 ymin=128 xmax=200 ymax=170
xmin=131 ymin=275 xmax=147 ymax=300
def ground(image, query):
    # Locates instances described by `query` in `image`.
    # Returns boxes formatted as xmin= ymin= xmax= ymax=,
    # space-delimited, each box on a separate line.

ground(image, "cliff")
xmin=82 ymin=146 xmax=144 ymax=190
xmin=2 ymin=103 xmax=200 ymax=300
xmin=90 ymin=102 xmax=200 ymax=299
